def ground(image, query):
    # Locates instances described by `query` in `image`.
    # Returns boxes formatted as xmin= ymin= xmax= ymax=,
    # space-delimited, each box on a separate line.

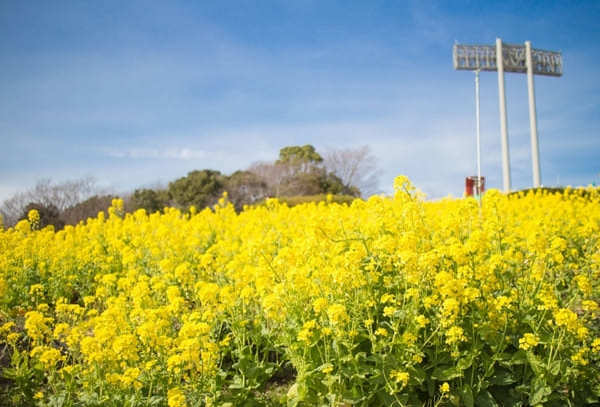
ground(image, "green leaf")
xmin=479 ymin=326 xmax=499 ymax=345
xmin=228 ymin=380 xmax=245 ymax=390
xmin=530 ymin=385 xmax=552 ymax=405
xmin=490 ymin=368 xmax=516 ymax=386
xmin=148 ymin=396 xmax=165 ymax=406
xmin=461 ymin=384 xmax=474 ymax=407
xmin=342 ymin=388 xmax=366 ymax=404
xmin=478 ymin=352 xmax=493 ymax=376
xmin=548 ymin=360 xmax=561 ymax=376
xmin=586 ymin=396 xmax=600 ymax=405
xmin=350 ymin=372 xmax=367 ymax=381
xmin=475 ymin=390 xmax=499 ymax=407
xmin=408 ymin=365 xmax=426 ymax=385
xmin=490 ymin=386 xmax=525 ymax=407
xmin=427 ymin=377 xmax=435 ymax=398
xmin=530 ymin=377 xmax=552 ymax=405
xmin=431 ymin=366 xmax=463 ymax=381
xmin=457 ymin=355 xmax=474 ymax=371
xmin=354 ymin=352 xmax=367 ymax=362
xmin=522 ymin=314 xmax=536 ymax=327
xmin=510 ymin=350 xmax=528 ymax=365
xmin=526 ymin=351 xmax=544 ymax=376
xmin=47 ymin=393 xmax=66 ymax=407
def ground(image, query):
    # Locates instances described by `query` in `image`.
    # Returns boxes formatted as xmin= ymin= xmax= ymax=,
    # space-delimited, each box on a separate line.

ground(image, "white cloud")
xmin=106 ymin=147 xmax=207 ymax=160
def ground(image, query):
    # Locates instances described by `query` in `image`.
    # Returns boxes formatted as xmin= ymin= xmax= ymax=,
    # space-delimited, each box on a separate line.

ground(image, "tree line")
xmin=0 ymin=145 xmax=380 ymax=230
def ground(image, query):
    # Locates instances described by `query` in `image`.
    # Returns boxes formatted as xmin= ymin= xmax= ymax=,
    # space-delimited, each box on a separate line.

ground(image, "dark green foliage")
xmin=129 ymin=189 xmax=171 ymax=214
xmin=19 ymin=202 xmax=64 ymax=230
xmin=168 ymin=170 xmax=225 ymax=210
xmin=224 ymin=170 xmax=270 ymax=211
xmin=272 ymin=145 xmax=360 ymax=197
xmin=120 ymin=145 xmax=365 ymax=213
xmin=509 ymin=186 xmax=600 ymax=199
xmin=268 ymin=194 xmax=357 ymax=207
xmin=279 ymin=168 xmax=358 ymax=197
xmin=276 ymin=145 xmax=323 ymax=166
xmin=318 ymin=170 xmax=360 ymax=197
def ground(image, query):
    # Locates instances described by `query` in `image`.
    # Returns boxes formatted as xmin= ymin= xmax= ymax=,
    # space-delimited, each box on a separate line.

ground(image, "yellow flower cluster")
xmin=519 ymin=333 xmax=540 ymax=351
xmin=391 ymin=370 xmax=409 ymax=387
xmin=0 ymin=178 xmax=598 ymax=405
xmin=27 ymin=209 xmax=40 ymax=226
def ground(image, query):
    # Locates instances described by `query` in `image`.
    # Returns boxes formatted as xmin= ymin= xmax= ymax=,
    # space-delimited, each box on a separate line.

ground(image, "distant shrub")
xmin=509 ymin=186 xmax=600 ymax=200
xmin=264 ymin=194 xmax=358 ymax=208
xmin=19 ymin=202 xmax=64 ymax=230
xmin=127 ymin=189 xmax=171 ymax=214
xmin=61 ymin=195 xmax=116 ymax=225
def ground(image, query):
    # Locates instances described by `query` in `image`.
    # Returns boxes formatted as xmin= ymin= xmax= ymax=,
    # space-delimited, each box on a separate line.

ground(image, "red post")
xmin=465 ymin=176 xmax=485 ymax=197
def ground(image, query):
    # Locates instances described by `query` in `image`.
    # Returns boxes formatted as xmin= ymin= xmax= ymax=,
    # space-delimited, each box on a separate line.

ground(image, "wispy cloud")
xmin=106 ymin=147 xmax=207 ymax=160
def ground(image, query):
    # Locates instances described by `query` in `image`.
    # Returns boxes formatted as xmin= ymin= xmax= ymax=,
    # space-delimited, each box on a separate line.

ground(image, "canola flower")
xmin=440 ymin=382 xmax=450 ymax=394
xmin=391 ymin=370 xmax=409 ymax=387
xmin=0 ymin=177 xmax=599 ymax=406
xmin=519 ymin=333 xmax=540 ymax=351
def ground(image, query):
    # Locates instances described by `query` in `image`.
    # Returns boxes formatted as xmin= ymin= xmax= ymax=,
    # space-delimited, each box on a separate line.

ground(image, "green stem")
xmin=535 ymin=309 xmax=547 ymax=332
xmin=547 ymin=327 xmax=566 ymax=371
xmin=422 ymin=325 xmax=441 ymax=349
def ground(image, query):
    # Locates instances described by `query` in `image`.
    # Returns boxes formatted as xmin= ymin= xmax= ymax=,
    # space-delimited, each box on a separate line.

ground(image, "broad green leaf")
xmin=490 ymin=368 xmax=517 ymax=386
xmin=510 ymin=350 xmax=528 ymax=365
xmin=530 ymin=385 xmax=551 ymax=405
xmin=461 ymin=384 xmax=474 ymax=407
xmin=526 ymin=351 xmax=544 ymax=376
xmin=431 ymin=365 xmax=463 ymax=381
xmin=408 ymin=365 xmax=427 ymax=385
xmin=457 ymin=355 xmax=474 ymax=371
xmin=530 ymin=377 xmax=552 ymax=405
xmin=548 ymin=360 xmax=561 ymax=376
xmin=475 ymin=390 xmax=499 ymax=407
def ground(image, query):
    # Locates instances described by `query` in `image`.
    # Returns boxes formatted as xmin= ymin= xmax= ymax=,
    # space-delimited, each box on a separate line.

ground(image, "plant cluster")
xmin=0 ymin=178 xmax=599 ymax=406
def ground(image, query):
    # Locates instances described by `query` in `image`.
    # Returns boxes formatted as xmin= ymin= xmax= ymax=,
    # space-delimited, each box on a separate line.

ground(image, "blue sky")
xmin=1 ymin=1 xmax=599 ymax=200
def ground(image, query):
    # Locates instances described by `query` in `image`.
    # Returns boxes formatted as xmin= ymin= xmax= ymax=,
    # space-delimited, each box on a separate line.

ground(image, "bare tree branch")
xmin=0 ymin=177 xmax=98 ymax=227
xmin=324 ymin=146 xmax=381 ymax=197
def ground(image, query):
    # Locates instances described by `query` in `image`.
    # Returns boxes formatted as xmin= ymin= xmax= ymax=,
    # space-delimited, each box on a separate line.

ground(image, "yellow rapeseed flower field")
xmin=0 ymin=177 xmax=599 ymax=406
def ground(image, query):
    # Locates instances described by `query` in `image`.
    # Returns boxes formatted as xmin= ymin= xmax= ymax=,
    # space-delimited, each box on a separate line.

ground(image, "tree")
xmin=128 ymin=189 xmax=171 ymax=214
xmin=277 ymin=144 xmax=323 ymax=166
xmin=168 ymin=170 xmax=225 ymax=210
xmin=324 ymin=146 xmax=381 ymax=197
xmin=224 ymin=171 xmax=270 ymax=211
xmin=248 ymin=145 xmax=359 ymax=198
xmin=247 ymin=161 xmax=286 ymax=197
xmin=61 ymin=195 xmax=116 ymax=225
xmin=0 ymin=193 xmax=26 ymax=228
xmin=277 ymin=145 xmax=324 ymax=178
xmin=0 ymin=177 xmax=98 ymax=228
xmin=19 ymin=202 xmax=64 ymax=230
xmin=278 ymin=167 xmax=357 ymax=197
xmin=28 ymin=177 xmax=96 ymax=211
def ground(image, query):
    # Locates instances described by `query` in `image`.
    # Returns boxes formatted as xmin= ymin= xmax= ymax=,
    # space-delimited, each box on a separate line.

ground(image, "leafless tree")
xmin=224 ymin=171 xmax=270 ymax=211
xmin=0 ymin=177 xmax=98 ymax=227
xmin=247 ymin=161 xmax=285 ymax=197
xmin=323 ymin=146 xmax=381 ymax=197
xmin=0 ymin=193 xmax=27 ymax=227
xmin=30 ymin=177 xmax=96 ymax=211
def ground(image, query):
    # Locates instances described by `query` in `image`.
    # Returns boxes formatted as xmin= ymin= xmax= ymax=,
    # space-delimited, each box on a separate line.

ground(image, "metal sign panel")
xmin=453 ymin=43 xmax=562 ymax=76
xmin=453 ymin=44 xmax=498 ymax=72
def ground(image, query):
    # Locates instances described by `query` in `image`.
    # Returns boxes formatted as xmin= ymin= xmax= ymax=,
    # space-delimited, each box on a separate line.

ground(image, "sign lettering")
xmin=453 ymin=43 xmax=562 ymax=77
